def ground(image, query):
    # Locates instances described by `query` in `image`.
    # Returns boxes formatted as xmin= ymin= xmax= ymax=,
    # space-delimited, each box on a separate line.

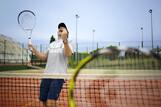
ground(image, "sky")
xmin=0 ymin=0 xmax=161 ymax=47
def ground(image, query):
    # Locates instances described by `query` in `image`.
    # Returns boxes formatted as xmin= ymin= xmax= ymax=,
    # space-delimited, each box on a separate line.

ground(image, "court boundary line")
xmin=0 ymin=72 xmax=161 ymax=80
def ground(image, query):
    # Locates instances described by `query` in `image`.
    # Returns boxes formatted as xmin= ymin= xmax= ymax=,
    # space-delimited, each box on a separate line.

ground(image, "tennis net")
xmin=0 ymin=72 xmax=161 ymax=107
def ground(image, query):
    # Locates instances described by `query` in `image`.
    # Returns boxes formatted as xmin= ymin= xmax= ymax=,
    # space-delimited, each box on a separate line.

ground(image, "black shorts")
xmin=39 ymin=79 xmax=64 ymax=101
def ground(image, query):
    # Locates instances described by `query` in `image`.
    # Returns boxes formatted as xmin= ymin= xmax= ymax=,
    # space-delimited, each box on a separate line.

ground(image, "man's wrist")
xmin=63 ymin=39 xmax=68 ymax=44
xmin=30 ymin=46 xmax=35 ymax=53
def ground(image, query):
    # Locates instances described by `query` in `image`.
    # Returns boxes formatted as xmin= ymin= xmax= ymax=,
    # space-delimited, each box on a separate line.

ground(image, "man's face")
xmin=58 ymin=27 xmax=68 ymax=38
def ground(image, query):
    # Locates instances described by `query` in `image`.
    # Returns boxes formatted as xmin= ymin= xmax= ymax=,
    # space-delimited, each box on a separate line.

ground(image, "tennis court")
xmin=0 ymin=8 xmax=161 ymax=107
xmin=0 ymin=69 xmax=161 ymax=107
xmin=1 ymin=0 xmax=161 ymax=107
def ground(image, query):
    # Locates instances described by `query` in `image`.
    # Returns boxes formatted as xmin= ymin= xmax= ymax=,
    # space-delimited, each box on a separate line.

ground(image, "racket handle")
xmin=28 ymin=37 xmax=32 ymax=51
xmin=28 ymin=37 xmax=32 ymax=44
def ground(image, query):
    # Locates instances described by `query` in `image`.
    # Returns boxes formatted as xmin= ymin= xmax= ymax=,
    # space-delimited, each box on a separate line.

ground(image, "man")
xmin=28 ymin=23 xmax=73 ymax=107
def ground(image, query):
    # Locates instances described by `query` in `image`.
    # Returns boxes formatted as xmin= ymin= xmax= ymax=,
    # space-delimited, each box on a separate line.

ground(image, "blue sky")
xmin=0 ymin=0 xmax=161 ymax=45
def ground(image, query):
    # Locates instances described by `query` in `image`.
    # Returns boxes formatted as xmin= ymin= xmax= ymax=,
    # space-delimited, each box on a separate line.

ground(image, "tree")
xmin=50 ymin=35 xmax=55 ymax=43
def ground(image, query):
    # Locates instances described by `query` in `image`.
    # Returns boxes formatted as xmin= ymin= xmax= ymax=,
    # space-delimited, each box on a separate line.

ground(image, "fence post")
xmin=141 ymin=41 xmax=144 ymax=48
xmin=157 ymin=45 xmax=159 ymax=56
xmin=86 ymin=47 xmax=88 ymax=53
xmin=118 ymin=42 xmax=120 ymax=46
xmin=40 ymin=44 xmax=42 ymax=65
xmin=97 ymin=42 xmax=99 ymax=50
xmin=75 ymin=43 xmax=79 ymax=65
xmin=22 ymin=43 xmax=24 ymax=64
xmin=77 ymin=43 xmax=79 ymax=64
xmin=4 ymin=40 xmax=6 ymax=64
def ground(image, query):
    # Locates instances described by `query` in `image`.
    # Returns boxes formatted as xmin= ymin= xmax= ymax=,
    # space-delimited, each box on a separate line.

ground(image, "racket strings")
xmin=18 ymin=11 xmax=36 ymax=31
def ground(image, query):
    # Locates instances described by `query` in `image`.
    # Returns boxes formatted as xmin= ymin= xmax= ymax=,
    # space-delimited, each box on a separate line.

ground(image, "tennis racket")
xmin=68 ymin=46 xmax=161 ymax=107
xmin=17 ymin=10 xmax=36 ymax=65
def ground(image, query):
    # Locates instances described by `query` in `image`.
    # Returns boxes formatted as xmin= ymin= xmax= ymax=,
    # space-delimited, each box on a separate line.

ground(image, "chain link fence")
xmin=0 ymin=38 xmax=161 ymax=68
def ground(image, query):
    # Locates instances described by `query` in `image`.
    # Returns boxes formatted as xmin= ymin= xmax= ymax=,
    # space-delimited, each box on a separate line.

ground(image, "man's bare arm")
xmin=60 ymin=27 xmax=73 ymax=57
xmin=29 ymin=44 xmax=48 ymax=61
xmin=63 ymin=40 xmax=72 ymax=57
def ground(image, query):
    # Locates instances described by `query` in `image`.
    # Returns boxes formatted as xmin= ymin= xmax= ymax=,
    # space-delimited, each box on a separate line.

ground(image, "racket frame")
xmin=68 ymin=46 xmax=160 ymax=107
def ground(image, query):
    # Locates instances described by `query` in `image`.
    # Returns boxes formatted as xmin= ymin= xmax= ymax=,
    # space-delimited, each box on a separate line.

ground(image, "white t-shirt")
xmin=44 ymin=39 xmax=73 ymax=74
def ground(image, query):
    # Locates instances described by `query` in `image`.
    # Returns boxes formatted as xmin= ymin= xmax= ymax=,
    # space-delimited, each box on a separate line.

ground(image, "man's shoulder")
xmin=49 ymin=40 xmax=60 ymax=45
xmin=48 ymin=40 xmax=64 ymax=50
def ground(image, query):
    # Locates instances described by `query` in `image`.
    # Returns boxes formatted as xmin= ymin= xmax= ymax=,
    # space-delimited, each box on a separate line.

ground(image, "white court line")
xmin=0 ymin=72 xmax=161 ymax=80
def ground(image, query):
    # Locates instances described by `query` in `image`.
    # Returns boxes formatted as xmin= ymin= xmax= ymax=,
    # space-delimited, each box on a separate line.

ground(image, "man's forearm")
xmin=31 ymin=46 xmax=47 ymax=61
xmin=64 ymin=42 xmax=72 ymax=57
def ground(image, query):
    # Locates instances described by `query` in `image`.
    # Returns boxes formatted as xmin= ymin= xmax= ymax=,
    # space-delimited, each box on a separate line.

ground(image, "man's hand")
xmin=28 ymin=42 xmax=48 ymax=61
xmin=58 ymin=27 xmax=72 ymax=56
xmin=60 ymin=28 xmax=68 ymax=41
xmin=28 ymin=43 xmax=34 ymax=51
